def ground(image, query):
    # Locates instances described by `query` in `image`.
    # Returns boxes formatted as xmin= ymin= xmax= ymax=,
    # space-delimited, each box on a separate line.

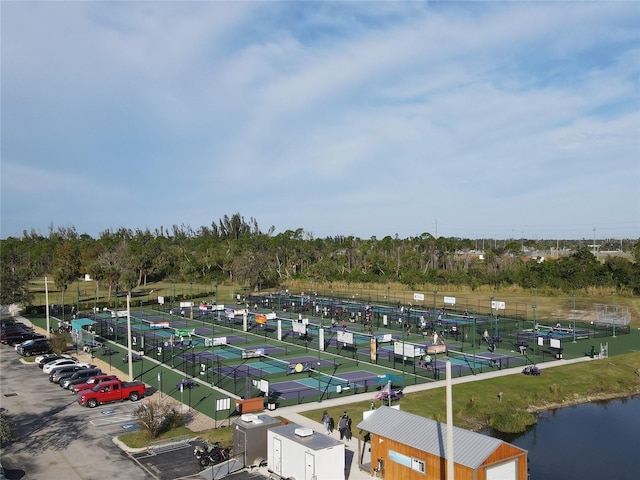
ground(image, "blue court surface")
xmin=268 ymin=368 xmax=385 ymax=400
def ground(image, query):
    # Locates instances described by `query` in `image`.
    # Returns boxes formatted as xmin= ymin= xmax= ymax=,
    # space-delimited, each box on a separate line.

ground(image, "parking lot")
xmin=0 ymin=340 xmax=275 ymax=480
xmin=0 ymin=343 xmax=204 ymax=480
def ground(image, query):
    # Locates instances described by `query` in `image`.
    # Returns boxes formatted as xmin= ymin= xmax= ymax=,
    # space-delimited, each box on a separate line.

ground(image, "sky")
xmin=2 ymin=1 xmax=639 ymax=241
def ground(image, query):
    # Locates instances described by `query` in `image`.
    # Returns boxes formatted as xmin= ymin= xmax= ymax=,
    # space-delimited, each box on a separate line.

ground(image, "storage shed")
xmin=232 ymin=413 xmax=281 ymax=467
xmin=357 ymin=407 xmax=528 ymax=480
xmin=267 ymin=422 xmax=345 ymax=480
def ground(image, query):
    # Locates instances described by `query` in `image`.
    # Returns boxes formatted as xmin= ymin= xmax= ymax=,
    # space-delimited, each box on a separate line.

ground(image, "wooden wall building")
xmin=357 ymin=407 xmax=528 ymax=480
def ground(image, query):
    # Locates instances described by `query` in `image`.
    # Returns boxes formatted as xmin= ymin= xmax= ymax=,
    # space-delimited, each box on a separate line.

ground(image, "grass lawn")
xmin=302 ymin=349 xmax=640 ymax=434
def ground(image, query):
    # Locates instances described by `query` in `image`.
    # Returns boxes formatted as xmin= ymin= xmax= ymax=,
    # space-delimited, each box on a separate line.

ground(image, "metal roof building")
xmin=357 ymin=407 xmax=528 ymax=480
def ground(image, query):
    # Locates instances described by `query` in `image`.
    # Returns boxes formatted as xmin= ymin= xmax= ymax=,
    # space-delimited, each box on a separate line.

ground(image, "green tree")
xmin=0 ymin=265 xmax=34 ymax=306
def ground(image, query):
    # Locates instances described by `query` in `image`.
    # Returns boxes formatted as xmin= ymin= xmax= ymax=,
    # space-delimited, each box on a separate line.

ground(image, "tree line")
xmin=1 ymin=213 xmax=639 ymax=306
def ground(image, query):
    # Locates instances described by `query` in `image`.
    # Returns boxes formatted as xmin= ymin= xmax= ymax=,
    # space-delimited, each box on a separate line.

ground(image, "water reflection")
xmin=484 ymin=396 xmax=640 ymax=480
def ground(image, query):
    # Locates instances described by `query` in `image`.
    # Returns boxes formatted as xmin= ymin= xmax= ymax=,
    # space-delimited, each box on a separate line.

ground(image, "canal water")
xmin=485 ymin=395 xmax=640 ymax=480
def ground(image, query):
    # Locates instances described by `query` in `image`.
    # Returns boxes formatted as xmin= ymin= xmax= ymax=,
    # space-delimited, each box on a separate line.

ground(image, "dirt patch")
xmin=549 ymin=308 xmax=597 ymax=323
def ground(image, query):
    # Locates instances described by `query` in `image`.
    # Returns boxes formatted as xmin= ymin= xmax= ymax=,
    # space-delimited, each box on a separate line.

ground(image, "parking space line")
xmin=90 ymin=414 xmax=135 ymax=426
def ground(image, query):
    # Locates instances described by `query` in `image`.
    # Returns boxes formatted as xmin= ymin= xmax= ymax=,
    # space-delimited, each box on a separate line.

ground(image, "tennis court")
xmin=445 ymin=348 xmax=527 ymax=372
xmin=267 ymin=367 xmax=388 ymax=402
xmin=218 ymin=362 xmax=284 ymax=380
xmin=86 ymin=304 xmax=532 ymax=405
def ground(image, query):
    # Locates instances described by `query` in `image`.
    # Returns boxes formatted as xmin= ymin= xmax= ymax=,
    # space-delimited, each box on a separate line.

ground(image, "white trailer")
xmin=267 ymin=423 xmax=345 ymax=480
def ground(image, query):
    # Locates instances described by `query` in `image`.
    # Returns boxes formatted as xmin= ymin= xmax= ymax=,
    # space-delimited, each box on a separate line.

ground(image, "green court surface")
xmin=25 ymin=301 xmax=637 ymax=423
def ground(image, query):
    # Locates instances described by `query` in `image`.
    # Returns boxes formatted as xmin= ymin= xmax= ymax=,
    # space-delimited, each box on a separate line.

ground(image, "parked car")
xmin=17 ymin=338 xmax=52 ymax=356
xmin=43 ymin=358 xmax=88 ymax=375
xmin=14 ymin=338 xmax=30 ymax=351
xmin=15 ymin=338 xmax=35 ymax=351
xmin=0 ymin=320 xmax=31 ymax=334
xmin=0 ymin=327 xmax=31 ymax=344
xmin=69 ymin=374 xmax=118 ymax=394
xmin=1 ymin=320 xmax=32 ymax=331
xmin=77 ymin=379 xmax=146 ymax=408
xmin=60 ymin=368 xmax=103 ymax=389
xmin=0 ymin=318 xmax=18 ymax=329
xmin=4 ymin=331 xmax=45 ymax=346
xmin=50 ymin=365 xmax=91 ymax=384
xmin=47 ymin=361 xmax=92 ymax=378
xmin=37 ymin=354 xmax=73 ymax=368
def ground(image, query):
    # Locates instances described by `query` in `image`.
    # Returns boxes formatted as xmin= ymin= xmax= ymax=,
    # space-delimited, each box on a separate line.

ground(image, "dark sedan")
xmin=5 ymin=332 xmax=45 ymax=346
xmin=0 ymin=327 xmax=31 ymax=344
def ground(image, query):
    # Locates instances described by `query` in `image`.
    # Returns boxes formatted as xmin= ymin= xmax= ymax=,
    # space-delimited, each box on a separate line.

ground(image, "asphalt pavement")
xmin=0 ymin=342 xmax=152 ymax=480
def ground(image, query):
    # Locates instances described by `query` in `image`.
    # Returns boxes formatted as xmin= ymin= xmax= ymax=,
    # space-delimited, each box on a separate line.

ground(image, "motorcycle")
xmin=194 ymin=440 xmax=230 ymax=467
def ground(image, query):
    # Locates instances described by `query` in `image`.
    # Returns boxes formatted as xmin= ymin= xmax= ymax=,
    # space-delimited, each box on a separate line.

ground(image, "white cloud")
xmin=1 ymin=1 xmax=638 ymax=240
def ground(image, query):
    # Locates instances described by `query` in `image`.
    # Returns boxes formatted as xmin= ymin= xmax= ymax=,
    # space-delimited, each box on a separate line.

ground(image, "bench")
xmin=549 ymin=346 xmax=564 ymax=359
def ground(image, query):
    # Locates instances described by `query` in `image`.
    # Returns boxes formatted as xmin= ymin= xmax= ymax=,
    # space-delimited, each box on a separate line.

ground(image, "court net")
xmin=261 ymin=355 xmax=290 ymax=373
xmin=446 ymin=349 xmax=498 ymax=368
xmin=309 ymin=370 xmax=350 ymax=389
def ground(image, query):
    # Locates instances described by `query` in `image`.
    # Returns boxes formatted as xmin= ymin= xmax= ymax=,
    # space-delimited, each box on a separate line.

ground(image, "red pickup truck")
xmin=77 ymin=379 xmax=146 ymax=408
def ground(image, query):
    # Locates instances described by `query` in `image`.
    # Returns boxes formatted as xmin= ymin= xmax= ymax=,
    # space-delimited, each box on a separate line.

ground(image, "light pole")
xmin=532 ymin=304 xmax=537 ymax=356
xmin=190 ymin=282 xmax=194 ymax=320
xmin=432 ymin=290 xmax=437 ymax=314
xmin=402 ymin=325 xmax=406 ymax=378
xmin=45 ymin=277 xmax=51 ymax=337
xmin=533 ymin=286 xmax=538 ymax=355
xmin=572 ymin=294 xmax=577 ymax=343
xmin=170 ymin=279 xmax=175 ymax=313
xmin=61 ymin=284 xmax=66 ymax=325
xmin=489 ymin=296 xmax=495 ymax=337
xmin=317 ymin=330 xmax=322 ymax=403
xmin=211 ymin=306 xmax=215 ymax=346
xmin=472 ymin=312 xmax=477 ymax=369
xmin=612 ymin=292 xmax=617 ymax=338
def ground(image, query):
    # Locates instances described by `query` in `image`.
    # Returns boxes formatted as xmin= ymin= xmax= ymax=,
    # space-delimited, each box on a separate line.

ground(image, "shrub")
xmin=133 ymin=399 xmax=185 ymax=440
xmin=49 ymin=334 xmax=68 ymax=354
xmin=490 ymin=406 xmax=536 ymax=433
